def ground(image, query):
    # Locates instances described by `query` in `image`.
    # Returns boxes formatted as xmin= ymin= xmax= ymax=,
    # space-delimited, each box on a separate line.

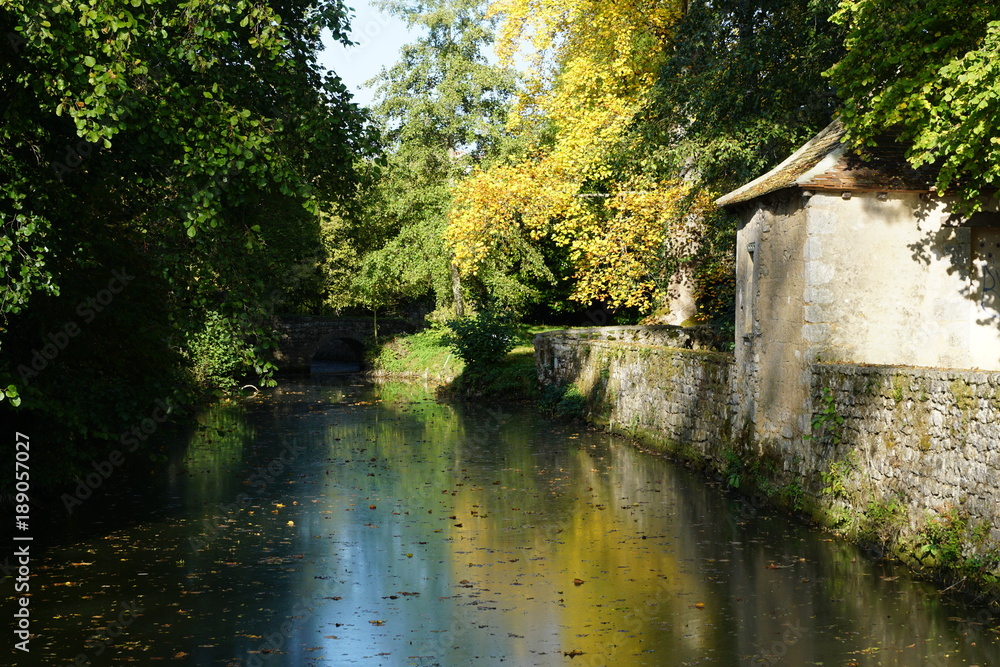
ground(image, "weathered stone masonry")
xmin=271 ymin=316 xmax=412 ymax=372
xmin=535 ymin=328 xmax=736 ymax=457
xmin=810 ymin=363 xmax=1000 ymax=549
xmin=536 ymin=328 xmax=1000 ymax=565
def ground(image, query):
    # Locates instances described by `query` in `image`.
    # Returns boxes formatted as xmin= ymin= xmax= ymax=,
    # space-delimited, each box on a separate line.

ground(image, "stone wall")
xmin=535 ymin=331 xmax=736 ymax=460
xmin=271 ymin=316 xmax=412 ymax=372
xmin=536 ymin=329 xmax=1000 ymax=575
xmin=539 ymin=325 xmax=723 ymax=350
xmin=810 ymin=363 xmax=1000 ymax=551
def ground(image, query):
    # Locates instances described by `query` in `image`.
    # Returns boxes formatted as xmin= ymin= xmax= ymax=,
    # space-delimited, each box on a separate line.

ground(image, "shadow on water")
xmin=311 ymin=360 xmax=363 ymax=374
xmin=9 ymin=377 xmax=1000 ymax=666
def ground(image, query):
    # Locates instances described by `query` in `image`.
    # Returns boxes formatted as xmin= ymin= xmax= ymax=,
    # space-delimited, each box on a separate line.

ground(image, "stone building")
xmin=716 ymin=119 xmax=1000 ymax=447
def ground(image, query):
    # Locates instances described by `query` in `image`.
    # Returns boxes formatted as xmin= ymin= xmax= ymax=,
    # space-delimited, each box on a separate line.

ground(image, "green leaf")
xmin=83 ymin=55 xmax=96 ymax=67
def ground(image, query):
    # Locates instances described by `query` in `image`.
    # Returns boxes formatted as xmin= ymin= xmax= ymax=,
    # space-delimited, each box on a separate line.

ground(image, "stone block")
xmin=805 ymin=260 xmax=835 ymax=285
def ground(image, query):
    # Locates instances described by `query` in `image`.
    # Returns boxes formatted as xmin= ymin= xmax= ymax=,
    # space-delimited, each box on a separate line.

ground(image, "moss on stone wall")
xmin=537 ymin=330 xmax=1000 ymax=598
xmin=811 ymin=364 xmax=1000 ymax=595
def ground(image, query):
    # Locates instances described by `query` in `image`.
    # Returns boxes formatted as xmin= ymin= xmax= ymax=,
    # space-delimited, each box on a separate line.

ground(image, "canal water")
xmin=13 ymin=377 xmax=1000 ymax=666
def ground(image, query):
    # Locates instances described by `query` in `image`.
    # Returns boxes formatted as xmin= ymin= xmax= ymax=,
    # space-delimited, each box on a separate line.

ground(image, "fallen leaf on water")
xmin=693 ymin=602 xmax=705 ymax=609
xmin=563 ymin=649 xmax=585 ymax=657
xmin=369 ymin=619 xmax=386 ymax=626
xmin=174 ymin=652 xmax=188 ymax=658
xmin=573 ymin=579 xmax=584 ymax=586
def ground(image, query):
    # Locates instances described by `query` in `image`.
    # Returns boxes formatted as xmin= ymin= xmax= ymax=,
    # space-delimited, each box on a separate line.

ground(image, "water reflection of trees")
xmin=169 ymin=379 xmax=998 ymax=665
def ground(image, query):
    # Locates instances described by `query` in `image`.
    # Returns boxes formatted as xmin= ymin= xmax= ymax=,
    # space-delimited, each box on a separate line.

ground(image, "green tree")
xmin=342 ymin=0 xmax=522 ymax=317
xmin=638 ymin=0 xmax=842 ymax=187
xmin=827 ymin=0 xmax=1000 ymax=211
xmin=0 ymin=0 xmax=374 ymax=485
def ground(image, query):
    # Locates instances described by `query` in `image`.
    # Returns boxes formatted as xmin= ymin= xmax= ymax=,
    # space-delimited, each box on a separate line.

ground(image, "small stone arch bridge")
xmin=271 ymin=316 xmax=414 ymax=372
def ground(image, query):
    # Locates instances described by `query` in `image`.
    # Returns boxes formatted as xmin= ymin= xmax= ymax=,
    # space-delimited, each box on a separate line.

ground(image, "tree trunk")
xmin=450 ymin=261 xmax=465 ymax=318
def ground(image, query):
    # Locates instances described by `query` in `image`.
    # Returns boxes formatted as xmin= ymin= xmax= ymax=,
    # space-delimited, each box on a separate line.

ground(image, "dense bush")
xmin=185 ymin=311 xmax=255 ymax=393
xmin=444 ymin=307 xmax=517 ymax=368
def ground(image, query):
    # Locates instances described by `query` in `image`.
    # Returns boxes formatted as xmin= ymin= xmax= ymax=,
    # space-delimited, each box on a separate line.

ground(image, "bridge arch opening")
xmin=311 ymin=336 xmax=365 ymax=374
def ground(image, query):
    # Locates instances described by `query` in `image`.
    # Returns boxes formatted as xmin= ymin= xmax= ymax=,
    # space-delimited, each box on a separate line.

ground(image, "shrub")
xmin=443 ymin=307 xmax=516 ymax=368
xmin=185 ymin=311 xmax=254 ymax=392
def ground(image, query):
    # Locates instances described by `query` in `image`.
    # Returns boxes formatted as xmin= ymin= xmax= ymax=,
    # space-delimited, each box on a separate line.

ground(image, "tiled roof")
xmin=715 ymin=119 xmax=937 ymax=208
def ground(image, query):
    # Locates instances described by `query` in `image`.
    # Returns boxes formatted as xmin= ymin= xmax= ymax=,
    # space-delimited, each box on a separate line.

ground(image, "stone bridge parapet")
xmin=271 ymin=316 xmax=413 ymax=372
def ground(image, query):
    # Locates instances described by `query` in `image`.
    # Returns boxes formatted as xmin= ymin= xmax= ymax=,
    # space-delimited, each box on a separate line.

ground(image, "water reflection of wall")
xmin=537 ymin=332 xmax=1000 ymax=582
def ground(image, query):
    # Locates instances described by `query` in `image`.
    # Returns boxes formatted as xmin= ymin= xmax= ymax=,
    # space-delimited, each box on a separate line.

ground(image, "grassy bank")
xmin=367 ymin=327 xmax=463 ymax=383
xmin=367 ymin=325 xmax=557 ymax=399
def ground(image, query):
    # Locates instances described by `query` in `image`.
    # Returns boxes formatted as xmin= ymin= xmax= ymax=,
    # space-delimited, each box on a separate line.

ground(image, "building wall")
xmin=735 ymin=194 xmax=811 ymax=454
xmin=735 ymin=190 xmax=1000 ymax=462
xmin=802 ymin=192 xmax=1000 ymax=370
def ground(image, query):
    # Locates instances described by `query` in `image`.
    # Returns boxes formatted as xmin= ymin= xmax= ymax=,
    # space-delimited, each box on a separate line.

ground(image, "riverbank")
xmin=534 ymin=328 xmax=1000 ymax=604
xmin=365 ymin=324 xmax=546 ymax=400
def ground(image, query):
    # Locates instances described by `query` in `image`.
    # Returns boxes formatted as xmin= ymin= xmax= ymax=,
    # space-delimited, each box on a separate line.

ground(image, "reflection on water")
xmin=311 ymin=360 xmax=363 ymax=374
xmin=14 ymin=378 xmax=1000 ymax=665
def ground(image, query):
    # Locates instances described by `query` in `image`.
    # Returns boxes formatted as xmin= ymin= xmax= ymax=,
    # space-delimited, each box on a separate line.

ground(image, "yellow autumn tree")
xmin=446 ymin=0 xmax=705 ymax=311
